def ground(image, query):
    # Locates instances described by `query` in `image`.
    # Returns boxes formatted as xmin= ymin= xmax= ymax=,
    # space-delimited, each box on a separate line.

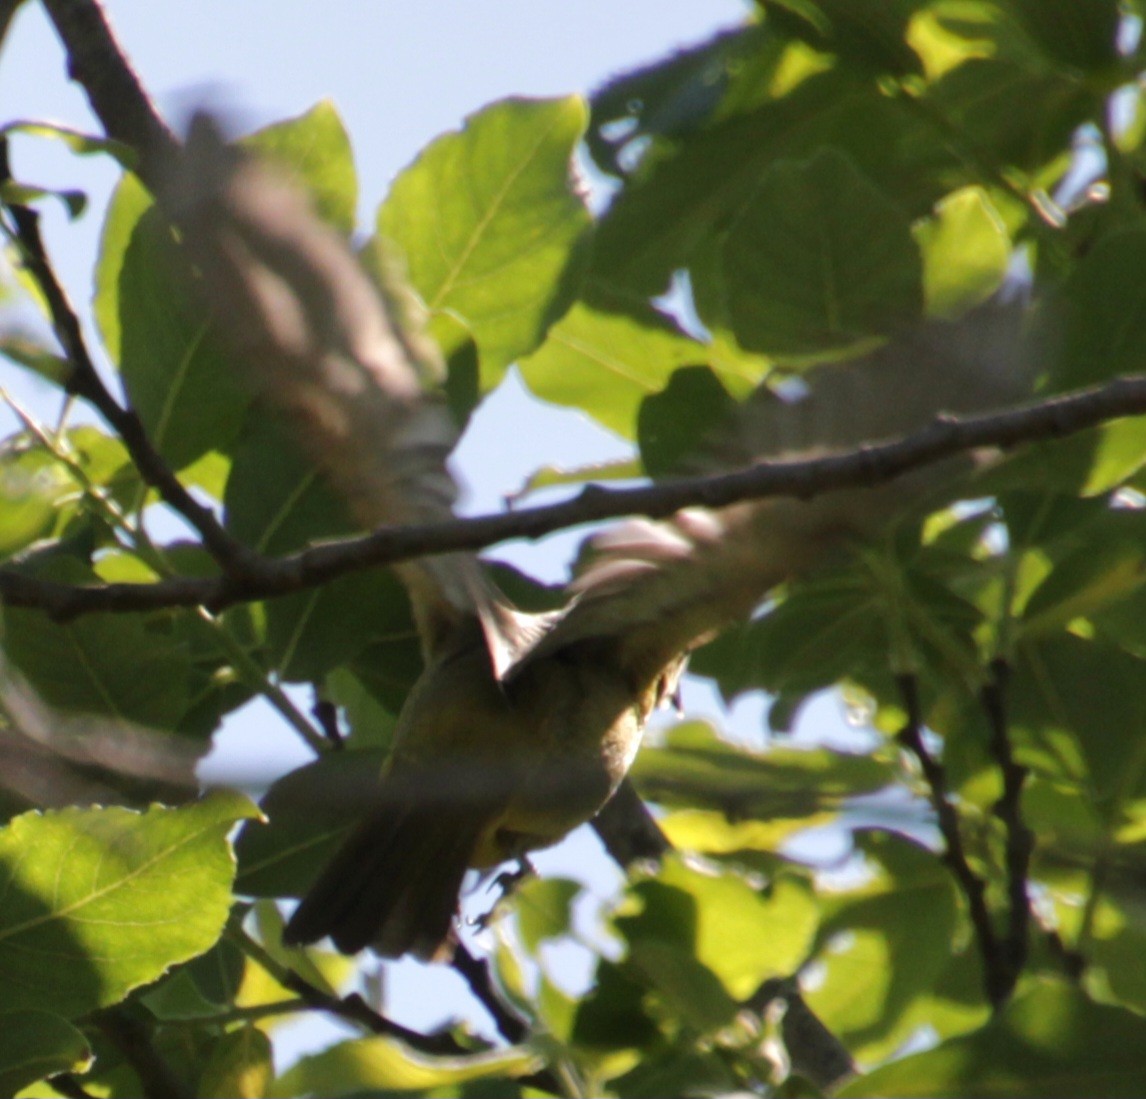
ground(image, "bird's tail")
xmin=283 ymin=792 xmax=483 ymax=960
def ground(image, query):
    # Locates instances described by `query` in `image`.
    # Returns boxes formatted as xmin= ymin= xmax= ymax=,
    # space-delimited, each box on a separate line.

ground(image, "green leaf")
xmin=519 ymin=296 xmax=716 ymax=438
xmin=224 ymin=414 xmax=418 ymax=681
xmin=841 ymin=979 xmax=1146 ymax=1097
xmin=378 ymin=95 xmax=591 ymax=387
xmin=515 ymin=877 xmax=580 ymax=952
xmin=592 ymin=71 xmax=957 ymax=297
xmin=618 ymin=855 xmax=819 ymax=999
xmin=632 ymin=721 xmax=894 ymax=826
xmin=1010 ymin=635 xmax=1146 ymax=800
xmin=198 ymin=1026 xmax=273 ymax=1099
xmin=1 ymin=556 xmax=192 ymax=729
xmin=0 ymin=179 xmax=87 ymax=220
xmin=0 ymin=330 xmax=71 ymax=386
xmin=979 ymin=416 xmax=1146 ymax=498
xmin=926 ymin=58 xmax=1094 ymax=180
xmin=762 ymin=0 xmax=926 ymax=77
xmin=587 ymin=23 xmax=778 ymax=175
xmin=0 ymin=793 xmax=257 ymax=1018
xmin=916 ymin=186 xmax=1009 ymax=318
xmin=637 ymin=365 xmax=738 ymax=477
xmin=0 ymin=119 xmax=135 ymax=166
xmin=244 ymin=100 xmax=357 ymax=234
xmin=234 ymin=749 xmax=386 ymax=897
xmin=0 ymin=1010 xmax=91 ymax=1096
xmin=1054 ymin=229 xmax=1146 ymax=389
xmin=719 ymin=149 xmax=923 ymax=355
xmin=0 ymin=447 xmax=73 ymax=558
xmin=807 ymin=833 xmax=972 ymax=1064
xmin=271 ymin=1038 xmax=541 ymax=1098
xmin=95 ymin=174 xmax=248 ymax=470
xmin=1006 ymin=0 xmax=1121 ymax=72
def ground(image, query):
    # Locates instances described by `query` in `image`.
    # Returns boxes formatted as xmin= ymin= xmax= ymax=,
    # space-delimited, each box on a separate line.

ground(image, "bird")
xmin=163 ymin=115 xmax=1035 ymax=961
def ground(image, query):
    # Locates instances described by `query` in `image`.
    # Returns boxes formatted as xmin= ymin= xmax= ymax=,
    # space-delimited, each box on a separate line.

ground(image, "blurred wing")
xmin=164 ymin=115 xmax=505 ymax=661
xmin=520 ymin=301 xmax=1036 ymax=685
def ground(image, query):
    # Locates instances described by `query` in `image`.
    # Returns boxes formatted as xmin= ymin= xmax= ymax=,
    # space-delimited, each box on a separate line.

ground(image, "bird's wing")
xmin=517 ymin=301 xmax=1036 ymax=687
xmin=163 ymin=115 xmax=512 ymax=663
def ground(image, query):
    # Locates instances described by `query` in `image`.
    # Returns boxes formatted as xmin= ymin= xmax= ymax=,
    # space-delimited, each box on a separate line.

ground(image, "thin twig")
xmin=451 ymin=942 xmax=528 ymax=1045
xmin=4 ymin=372 xmax=1146 ymax=620
xmin=980 ymin=658 xmax=1032 ymax=1003
xmin=894 ymin=673 xmax=1006 ymax=1005
xmin=229 ymin=923 xmax=468 ymax=1057
xmin=46 ymin=1075 xmax=98 ymax=1099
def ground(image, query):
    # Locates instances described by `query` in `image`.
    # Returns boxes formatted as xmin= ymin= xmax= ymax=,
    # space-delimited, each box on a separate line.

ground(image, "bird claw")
xmin=472 ymin=857 xmax=538 ymax=931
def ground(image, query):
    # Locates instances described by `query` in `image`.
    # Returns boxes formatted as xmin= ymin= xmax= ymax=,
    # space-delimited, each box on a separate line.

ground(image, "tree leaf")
xmin=719 ymin=148 xmax=923 ymax=356
xmin=1 ymin=556 xmax=192 ymax=729
xmin=841 ymin=979 xmax=1146 ymax=1097
xmin=515 ymin=877 xmax=580 ymax=952
xmin=244 ymin=100 xmax=357 ymax=234
xmin=617 ymin=855 xmax=820 ymax=999
xmin=272 ymin=1038 xmax=541 ymax=1098
xmin=1054 ymin=229 xmax=1146 ymax=390
xmin=198 ymin=1025 xmax=273 ymax=1099
xmin=95 ymin=173 xmax=249 ymax=471
xmin=378 ymin=95 xmax=591 ymax=387
xmin=915 ymin=186 xmax=1009 ymax=318
xmin=0 ymin=793 xmax=257 ymax=1018
xmin=224 ymin=414 xmax=418 ymax=682
xmin=234 ymin=749 xmax=386 ymax=897
xmin=0 ymin=1009 xmax=91 ymax=1096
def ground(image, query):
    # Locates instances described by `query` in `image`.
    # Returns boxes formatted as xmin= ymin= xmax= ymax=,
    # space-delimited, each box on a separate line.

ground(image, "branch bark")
xmin=40 ymin=0 xmax=177 ymax=189
xmin=2 ymin=372 xmax=1145 ymax=619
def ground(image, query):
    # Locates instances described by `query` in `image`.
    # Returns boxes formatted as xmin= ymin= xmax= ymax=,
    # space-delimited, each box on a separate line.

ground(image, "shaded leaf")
xmin=224 ymin=414 xmax=418 ymax=682
xmin=0 ymin=1009 xmax=90 ymax=1096
xmin=719 ymin=149 xmax=922 ymax=356
xmin=1 ymin=556 xmax=192 ymax=729
xmin=632 ymin=721 xmax=894 ymax=824
xmin=235 ymin=749 xmax=386 ymax=897
xmin=95 ymin=174 xmax=248 ymax=470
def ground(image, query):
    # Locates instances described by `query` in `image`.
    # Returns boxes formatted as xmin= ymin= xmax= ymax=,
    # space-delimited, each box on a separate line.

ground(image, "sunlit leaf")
xmin=379 ymin=95 xmax=591 ymax=387
xmin=272 ymin=1037 xmax=541 ymax=1098
xmin=841 ymin=979 xmax=1146 ymax=1097
xmin=916 ymin=186 xmax=1009 ymax=318
xmin=0 ymin=793 xmax=257 ymax=1018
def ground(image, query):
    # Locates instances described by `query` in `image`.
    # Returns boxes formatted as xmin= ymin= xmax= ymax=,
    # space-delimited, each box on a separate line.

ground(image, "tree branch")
xmin=451 ymin=943 xmax=528 ymax=1045
xmin=94 ymin=1008 xmax=192 ymax=1099
xmin=40 ymin=0 xmax=177 ymax=189
xmin=0 ymin=143 xmax=258 ymax=577
xmin=2 ymin=373 xmax=1145 ymax=619
xmin=980 ymin=658 xmax=1032 ymax=1003
xmin=894 ymin=673 xmax=1007 ymax=1006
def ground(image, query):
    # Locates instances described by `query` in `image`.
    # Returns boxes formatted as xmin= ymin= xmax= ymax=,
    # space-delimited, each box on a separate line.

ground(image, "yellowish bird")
xmin=166 ymin=116 xmax=1034 ymax=960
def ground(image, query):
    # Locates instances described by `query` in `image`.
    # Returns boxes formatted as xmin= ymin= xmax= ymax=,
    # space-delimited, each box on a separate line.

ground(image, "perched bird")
xmin=164 ymin=116 xmax=1034 ymax=960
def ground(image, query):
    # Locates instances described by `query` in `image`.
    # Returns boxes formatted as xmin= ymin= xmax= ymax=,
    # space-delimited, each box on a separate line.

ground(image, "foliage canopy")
xmin=3 ymin=1 xmax=1146 ymax=1096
